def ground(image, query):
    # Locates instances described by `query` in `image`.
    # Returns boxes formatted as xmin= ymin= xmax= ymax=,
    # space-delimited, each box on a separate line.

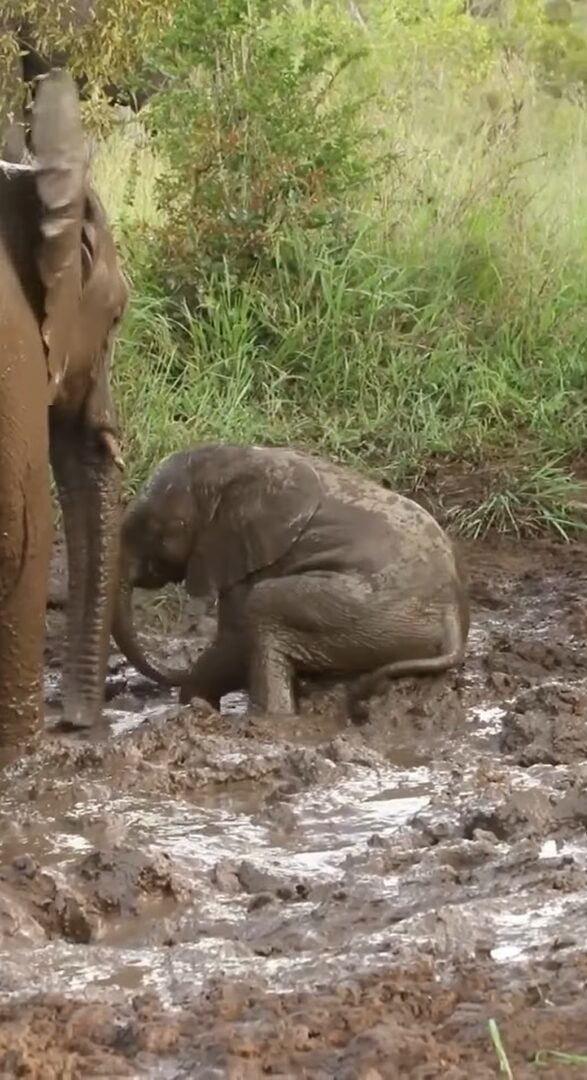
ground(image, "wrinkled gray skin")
xmin=0 ymin=70 xmax=128 ymax=754
xmin=112 ymin=444 xmax=470 ymax=720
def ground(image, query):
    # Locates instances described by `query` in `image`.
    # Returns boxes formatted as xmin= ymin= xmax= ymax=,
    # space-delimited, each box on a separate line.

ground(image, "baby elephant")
xmin=112 ymin=443 xmax=470 ymax=719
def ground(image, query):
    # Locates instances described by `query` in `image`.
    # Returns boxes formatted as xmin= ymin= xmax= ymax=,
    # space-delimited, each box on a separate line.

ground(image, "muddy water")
xmin=4 ymin=538 xmax=587 ymax=1077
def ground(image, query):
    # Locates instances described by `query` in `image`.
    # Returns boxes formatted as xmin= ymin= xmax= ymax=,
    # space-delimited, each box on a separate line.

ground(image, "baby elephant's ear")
xmin=186 ymin=448 xmax=322 ymax=598
xmin=30 ymin=69 xmax=86 ymax=393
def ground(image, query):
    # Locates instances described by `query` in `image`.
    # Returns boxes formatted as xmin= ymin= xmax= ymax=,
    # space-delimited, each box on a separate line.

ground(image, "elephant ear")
xmin=30 ymin=69 xmax=86 ymax=398
xmin=186 ymin=447 xmax=322 ymax=598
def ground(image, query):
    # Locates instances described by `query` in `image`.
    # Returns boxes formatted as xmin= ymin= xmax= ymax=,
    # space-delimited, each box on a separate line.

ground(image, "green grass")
xmin=489 ymin=1019 xmax=514 ymax=1079
xmin=534 ymin=1049 xmax=587 ymax=1067
xmin=489 ymin=1017 xmax=587 ymax=1075
xmin=91 ymin=68 xmax=587 ymax=538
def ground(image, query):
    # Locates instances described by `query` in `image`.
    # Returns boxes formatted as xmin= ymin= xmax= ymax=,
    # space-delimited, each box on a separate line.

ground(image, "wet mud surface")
xmin=3 ymin=535 xmax=587 ymax=1075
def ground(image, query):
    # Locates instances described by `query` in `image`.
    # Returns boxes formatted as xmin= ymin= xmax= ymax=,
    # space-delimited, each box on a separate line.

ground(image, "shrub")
xmin=144 ymin=0 xmax=387 ymax=297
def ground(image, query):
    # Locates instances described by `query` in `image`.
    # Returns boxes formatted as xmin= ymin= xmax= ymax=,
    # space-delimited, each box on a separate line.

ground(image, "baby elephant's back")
xmin=287 ymin=455 xmax=458 ymax=585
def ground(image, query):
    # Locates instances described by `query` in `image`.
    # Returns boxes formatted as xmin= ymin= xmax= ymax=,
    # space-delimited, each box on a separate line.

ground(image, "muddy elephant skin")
xmin=0 ymin=70 xmax=128 ymax=755
xmin=112 ymin=443 xmax=470 ymax=719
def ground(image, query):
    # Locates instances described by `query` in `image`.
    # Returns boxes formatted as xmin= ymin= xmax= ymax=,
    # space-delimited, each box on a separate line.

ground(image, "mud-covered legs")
xmin=180 ymin=572 xmax=452 ymax=718
xmin=244 ymin=572 xmax=387 ymax=715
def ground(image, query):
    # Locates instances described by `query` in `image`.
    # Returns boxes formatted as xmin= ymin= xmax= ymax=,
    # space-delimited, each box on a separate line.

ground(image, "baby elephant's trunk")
xmin=111 ymin=558 xmax=192 ymax=688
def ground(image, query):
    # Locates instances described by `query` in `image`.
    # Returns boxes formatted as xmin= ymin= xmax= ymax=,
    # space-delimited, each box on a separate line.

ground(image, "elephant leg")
xmin=248 ymin=632 xmax=296 ymax=716
xmin=0 ymin=399 xmax=51 ymax=759
xmin=244 ymin=572 xmax=358 ymax=715
xmin=243 ymin=571 xmax=451 ymax=716
xmin=178 ymin=633 xmax=248 ymax=708
xmin=179 ymin=590 xmax=250 ymax=708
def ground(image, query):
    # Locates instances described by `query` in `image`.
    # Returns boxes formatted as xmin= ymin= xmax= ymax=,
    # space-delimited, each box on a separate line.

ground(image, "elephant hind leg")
xmin=346 ymin=605 xmax=465 ymax=723
xmin=244 ymin=572 xmax=463 ymax=718
xmin=244 ymin=572 xmax=365 ymax=716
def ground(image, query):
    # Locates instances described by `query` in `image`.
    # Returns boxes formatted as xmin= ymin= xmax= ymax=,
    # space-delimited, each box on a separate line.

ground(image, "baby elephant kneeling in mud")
xmin=112 ymin=443 xmax=470 ymax=720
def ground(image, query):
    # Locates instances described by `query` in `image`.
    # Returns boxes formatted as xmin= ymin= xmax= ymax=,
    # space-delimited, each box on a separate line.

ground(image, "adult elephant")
xmin=0 ymin=69 xmax=128 ymax=757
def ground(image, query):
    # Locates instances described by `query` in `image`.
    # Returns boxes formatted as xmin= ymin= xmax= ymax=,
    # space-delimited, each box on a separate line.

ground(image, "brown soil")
xmin=3 ymin=533 xmax=587 ymax=1077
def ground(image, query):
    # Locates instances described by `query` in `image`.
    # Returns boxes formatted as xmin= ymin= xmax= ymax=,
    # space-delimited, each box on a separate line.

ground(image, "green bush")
xmin=142 ymin=0 xmax=387 ymax=298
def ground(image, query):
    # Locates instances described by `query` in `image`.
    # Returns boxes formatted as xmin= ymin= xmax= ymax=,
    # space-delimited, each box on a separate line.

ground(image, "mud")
xmin=2 ymin=534 xmax=587 ymax=1076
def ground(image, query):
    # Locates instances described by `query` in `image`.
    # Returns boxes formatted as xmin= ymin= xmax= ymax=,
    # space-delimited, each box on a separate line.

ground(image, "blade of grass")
xmin=534 ymin=1049 xmax=587 ymax=1067
xmin=489 ymin=1019 xmax=514 ymax=1080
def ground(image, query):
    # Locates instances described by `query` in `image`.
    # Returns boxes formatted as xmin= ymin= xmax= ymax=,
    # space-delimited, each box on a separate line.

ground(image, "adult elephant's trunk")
xmin=112 ymin=551 xmax=190 ymax=688
xmin=50 ymin=420 xmax=122 ymax=728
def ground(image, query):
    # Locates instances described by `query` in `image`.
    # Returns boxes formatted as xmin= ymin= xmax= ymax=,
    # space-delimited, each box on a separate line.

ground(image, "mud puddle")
xmin=4 ymin=537 xmax=587 ymax=1076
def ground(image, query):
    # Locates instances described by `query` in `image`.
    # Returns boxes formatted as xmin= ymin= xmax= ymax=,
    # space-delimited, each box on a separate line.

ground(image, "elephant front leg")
xmin=178 ymin=634 xmax=248 ymax=708
xmin=179 ymin=588 xmax=250 ymax=708
xmin=0 ymin=423 xmax=52 ymax=760
xmin=244 ymin=580 xmax=301 ymax=716
xmin=248 ymin=639 xmax=296 ymax=716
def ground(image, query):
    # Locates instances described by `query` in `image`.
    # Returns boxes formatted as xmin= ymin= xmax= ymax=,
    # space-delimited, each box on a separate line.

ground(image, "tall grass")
xmin=92 ymin=71 xmax=587 ymax=537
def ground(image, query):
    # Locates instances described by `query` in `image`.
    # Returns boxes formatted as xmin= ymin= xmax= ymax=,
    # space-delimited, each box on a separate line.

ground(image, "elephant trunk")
xmin=112 ymin=551 xmax=190 ymax=688
xmin=50 ymin=421 xmax=122 ymax=728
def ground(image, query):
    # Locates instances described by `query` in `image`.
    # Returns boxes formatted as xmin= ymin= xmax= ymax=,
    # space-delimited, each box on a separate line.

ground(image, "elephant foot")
xmin=0 ymin=736 xmax=42 ymax=770
xmin=347 ymin=695 xmax=371 ymax=725
xmin=246 ymin=694 xmax=298 ymax=720
xmin=179 ymin=693 xmax=218 ymax=719
xmin=53 ymin=717 xmax=97 ymax=733
xmin=54 ymin=704 xmax=103 ymax=731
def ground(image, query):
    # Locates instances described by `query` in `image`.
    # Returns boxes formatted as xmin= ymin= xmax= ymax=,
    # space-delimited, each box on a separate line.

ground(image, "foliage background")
xmin=4 ymin=0 xmax=587 ymax=537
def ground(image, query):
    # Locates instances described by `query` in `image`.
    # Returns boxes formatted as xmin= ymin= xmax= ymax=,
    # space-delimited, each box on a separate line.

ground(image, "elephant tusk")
xmin=47 ymin=356 xmax=69 ymax=404
xmin=0 ymin=159 xmax=37 ymax=175
xmin=100 ymin=430 xmax=125 ymax=471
